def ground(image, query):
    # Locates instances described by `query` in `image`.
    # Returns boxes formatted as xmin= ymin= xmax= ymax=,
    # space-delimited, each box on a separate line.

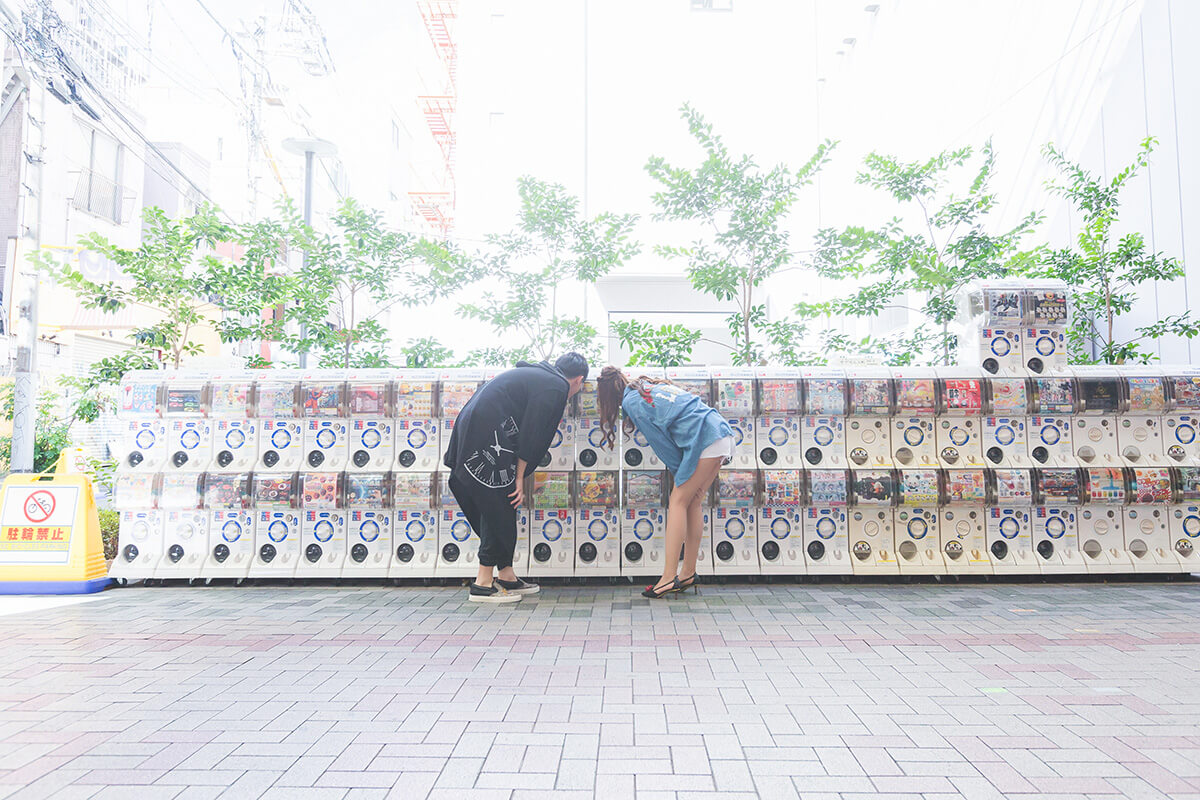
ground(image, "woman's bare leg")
xmin=659 ymin=457 xmax=725 ymax=589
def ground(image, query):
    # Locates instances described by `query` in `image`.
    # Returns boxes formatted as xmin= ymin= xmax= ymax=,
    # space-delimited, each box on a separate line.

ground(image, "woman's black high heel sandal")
xmin=675 ymin=574 xmax=699 ymax=594
xmin=642 ymin=579 xmax=677 ymax=599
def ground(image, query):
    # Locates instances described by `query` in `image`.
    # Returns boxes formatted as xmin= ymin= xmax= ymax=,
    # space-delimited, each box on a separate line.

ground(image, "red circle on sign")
xmin=24 ymin=490 xmax=55 ymax=523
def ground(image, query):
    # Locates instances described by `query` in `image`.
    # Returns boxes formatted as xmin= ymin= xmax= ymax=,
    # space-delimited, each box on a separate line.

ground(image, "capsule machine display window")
xmin=799 ymin=368 xmax=846 ymax=467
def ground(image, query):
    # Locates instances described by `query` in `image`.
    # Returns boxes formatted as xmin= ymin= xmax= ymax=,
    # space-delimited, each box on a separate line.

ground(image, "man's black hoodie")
xmin=443 ymin=361 xmax=569 ymax=490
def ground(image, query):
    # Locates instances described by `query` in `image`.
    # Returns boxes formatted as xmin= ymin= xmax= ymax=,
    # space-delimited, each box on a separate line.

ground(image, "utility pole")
xmin=282 ymin=137 xmax=336 ymax=368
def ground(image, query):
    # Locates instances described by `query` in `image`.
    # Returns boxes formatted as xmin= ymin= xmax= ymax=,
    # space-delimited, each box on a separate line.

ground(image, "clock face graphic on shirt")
xmin=465 ymin=416 xmax=521 ymax=488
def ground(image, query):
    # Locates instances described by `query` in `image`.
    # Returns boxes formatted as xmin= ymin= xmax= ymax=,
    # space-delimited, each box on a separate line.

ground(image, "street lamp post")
xmin=281 ymin=137 xmax=337 ymax=368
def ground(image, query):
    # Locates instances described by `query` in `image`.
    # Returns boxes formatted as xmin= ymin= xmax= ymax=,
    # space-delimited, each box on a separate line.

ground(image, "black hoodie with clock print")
xmin=442 ymin=361 xmax=569 ymax=491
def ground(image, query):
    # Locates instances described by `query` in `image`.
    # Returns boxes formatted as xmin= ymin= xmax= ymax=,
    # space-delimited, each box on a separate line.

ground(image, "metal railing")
xmin=71 ymin=168 xmax=126 ymax=225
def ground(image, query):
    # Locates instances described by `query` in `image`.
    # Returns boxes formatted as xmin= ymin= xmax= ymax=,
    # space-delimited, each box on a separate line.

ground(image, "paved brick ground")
xmin=0 ymin=579 xmax=1198 ymax=799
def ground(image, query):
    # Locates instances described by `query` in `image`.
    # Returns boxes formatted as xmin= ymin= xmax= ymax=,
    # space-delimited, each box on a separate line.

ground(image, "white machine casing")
xmin=891 ymin=368 xmax=940 ymax=468
xmin=435 ymin=473 xmax=480 ymax=577
xmin=845 ymin=369 xmax=894 ymax=469
xmin=296 ymin=473 xmax=347 ymax=577
xmin=758 ymin=470 xmax=805 ymax=573
xmin=803 ymin=470 xmax=852 ymax=574
xmin=389 ymin=473 xmax=439 ymax=578
xmin=1169 ymin=467 xmax=1200 ymax=569
xmin=249 ymin=473 xmax=301 ymax=578
xmin=575 ymin=377 xmax=620 ymax=470
xmin=1120 ymin=371 xmax=1169 ymax=467
xmin=300 ymin=373 xmax=349 ymax=472
xmin=1023 ymin=281 xmax=1070 ymax=374
xmin=574 ymin=471 xmax=620 ymax=576
xmin=986 ymin=469 xmax=1039 ymax=573
xmin=109 ymin=473 xmax=162 ymax=582
xmin=1032 ymin=468 xmax=1086 ymax=574
xmin=712 ymin=366 xmax=758 ymax=470
xmin=940 ymin=469 xmax=991 ymax=575
xmin=957 ymin=280 xmax=1026 ymax=375
xmin=935 ymin=369 xmax=985 ymax=467
xmin=1030 ymin=376 xmax=1077 ymax=468
xmin=1077 ymin=467 xmax=1133 ymax=573
xmin=525 ymin=472 xmax=575 ymax=576
xmin=755 ymin=367 xmax=804 ymax=469
xmin=256 ymin=372 xmax=304 ymax=473
xmin=983 ymin=377 xmax=1032 ymax=468
xmin=209 ymin=373 xmax=257 ymax=472
xmin=621 ymin=470 xmax=668 ymax=577
xmin=1124 ymin=468 xmax=1179 ymax=572
xmin=201 ymin=473 xmax=254 ymax=580
xmin=894 ymin=469 xmax=944 ymax=574
xmin=154 ymin=473 xmax=207 ymax=579
xmin=799 ymin=368 xmax=848 ymax=468
xmin=161 ymin=374 xmax=213 ymax=472
xmin=346 ymin=370 xmax=394 ymax=472
xmin=394 ymin=369 xmax=441 ymax=471
xmin=117 ymin=372 xmax=166 ymax=473
xmin=344 ymin=473 xmax=393 ymax=576
xmin=1163 ymin=369 xmax=1200 ymax=467
xmin=711 ymin=470 xmax=759 ymax=574
xmin=849 ymin=469 xmax=899 ymax=574
xmin=1071 ymin=366 xmax=1123 ymax=467
xmin=544 ymin=418 xmax=576 ymax=470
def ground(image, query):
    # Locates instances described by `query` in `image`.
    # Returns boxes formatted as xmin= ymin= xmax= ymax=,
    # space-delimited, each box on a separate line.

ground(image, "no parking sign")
xmin=0 ymin=474 xmax=109 ymax=593
xmin=0 ymin=484 xmax=79 ymax=564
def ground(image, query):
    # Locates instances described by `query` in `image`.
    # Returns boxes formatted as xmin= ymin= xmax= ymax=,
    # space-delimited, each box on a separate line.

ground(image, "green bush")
xmin=98 ymin=508 xmax=119 ymax=562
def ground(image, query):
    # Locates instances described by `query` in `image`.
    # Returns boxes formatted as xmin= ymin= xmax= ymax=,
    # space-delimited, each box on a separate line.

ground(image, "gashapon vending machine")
xmin=297 ymin=473 xmax=346 ymax=577
xmin=344 ymin=474 xmax=392 ymax=576
xmin=201 ymin=472 xmax=253 ymax=581
xmin=436 ymin=473 xmax=480 ymax=577
xmin=524 ymin=471 xmax=574 ymax=576
xmin=621 ymin=368 xmax=665 ymax=469
xmin=1125 ymin=468 xmax=1177 ymax=571
xmin=301 ymin=373 xmax=349 ymax=471
xmin=1030 ymin=376 xmax=1077 ymax=467
xmin=957 ymin=280 xmax=1025 ymax=375
xmin=986 ymin=469 xmax=1039 ymax=573
xmin=117 ymin=371 xmax=165 ymax=473
xmin=249 ymin=473 xmax=300 ymax=577
xmin=1033 ymin=468 xmax=1086 ymax=573
xmin=711 ymin=367 xmax=758 ymax=469
xmin=576 ymin=376 xmax=619 ymax=470
xmin=208 ymin=372 xmax=256 ymax=472
xmin=256 ymin=371 xmax=303 ymax=472
xmin=390 ymin=473 xmax=438 ymax=578
xmin=544 ymin=405 xmax=575 ymax=470
xmin=667 ymin=366 xmax=714 ymax=405
xmin=894 ymin=469 xmax=943 ymax=574
xmin=803 ymin=470 xmax=851 ymax=574
xmin=1078 ymin=467 xmax=1133 ymax=573
xmin=155 ymin=473 xmax=207 ymax=580
xmin=754 ymin=367 xmax=803 ymax=469
xmin=758 ymin=470 xmax=804 ymax=574
xmin=712 ymin=470 xmax=758 ymax=574
xmin=1120 ymin=370 xmax=1168 ymax=466
xmin=346 ymin=370 xmax=394 ymax=472
xmin=891 ymin=368 xmax=940 ymax=468
xmin=1169 ymin=467 xmax=1200 ymax=570
xmin=798 ymin=368 xmax=846 ymax=468
xmin=109 ymin=473 xmax=161 ymax=582
xmin=394 ymin=369 xmax=441 ymax=471
xmin=621 ymin=470 xmax=667 ymax=576
xmin=161 ymin=373 xmax=212 ymax=472
xmin=1164 ymin=368 xmax=1200 ymax=466
xmin=849 ymin=469 xmax=898 ymax=575
xmin=845 ymin=368 xmax=894 ymax=468
xmin=1072 ymin=366 xmax=1123 ymax=466
xmin=575 ymin=471 xmax=620 ymax=576
xmin=940 ymin=469 xmax=990 ymax=575
xmin=1024 ymin=280 xmax=1070 ymax=374
xmin=935 ymin=369 xmax=984 ymax=467
xmin=983 ymin=377 xmax=1031 ymax=468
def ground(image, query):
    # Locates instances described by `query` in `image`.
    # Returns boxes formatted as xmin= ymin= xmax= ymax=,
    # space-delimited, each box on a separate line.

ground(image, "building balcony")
xmin=71 ymin=169 xmax=135 ymax=225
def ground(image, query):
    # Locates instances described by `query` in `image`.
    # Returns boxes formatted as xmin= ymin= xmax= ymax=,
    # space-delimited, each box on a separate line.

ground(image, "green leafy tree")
xmin=399 ymin=337 xmax=455 ymax=368
xmin=806 ymin=141 xmax=1042 ymax=365
xmin=1035 ymin=137 xmax=1196 ymax=363
xmin=647 ymin=104 xmax=835 ymax=366
xmin=458 ymin=176 xmax=639 ymax=366
xmin=0 ymin=386 xmax=73 ymax=473
xmin=611 ymin=320 xmax=703 ymax=367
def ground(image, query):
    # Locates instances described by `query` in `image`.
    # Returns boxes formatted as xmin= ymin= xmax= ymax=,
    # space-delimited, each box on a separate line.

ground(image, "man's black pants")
xmin=447 ymin=474 xmax=518 ymax=570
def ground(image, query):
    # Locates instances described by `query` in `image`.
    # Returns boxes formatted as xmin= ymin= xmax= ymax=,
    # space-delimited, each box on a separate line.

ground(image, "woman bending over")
xmin=596 ymin=366 xmax=734 ymax=598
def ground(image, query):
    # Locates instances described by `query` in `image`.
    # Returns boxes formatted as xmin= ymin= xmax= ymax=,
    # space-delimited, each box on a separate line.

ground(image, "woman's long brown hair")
xmin=596 ymin=366 xmax=671 ymax=450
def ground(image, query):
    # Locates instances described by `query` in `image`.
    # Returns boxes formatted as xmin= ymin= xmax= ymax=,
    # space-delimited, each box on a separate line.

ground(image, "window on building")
xmin=73 ymin=124 xmax=126 ymax=224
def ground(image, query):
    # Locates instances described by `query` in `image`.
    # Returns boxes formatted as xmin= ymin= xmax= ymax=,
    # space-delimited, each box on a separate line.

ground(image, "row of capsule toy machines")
xmin=108 ymin=366 xmax=1200 ymax=582
xmin=958 ymin=279 xmax=1071 ymax=375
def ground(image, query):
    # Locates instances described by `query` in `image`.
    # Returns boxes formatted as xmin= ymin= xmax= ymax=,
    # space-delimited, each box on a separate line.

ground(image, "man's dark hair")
xmin=555 ymin=352 xmax=589 ymax=381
